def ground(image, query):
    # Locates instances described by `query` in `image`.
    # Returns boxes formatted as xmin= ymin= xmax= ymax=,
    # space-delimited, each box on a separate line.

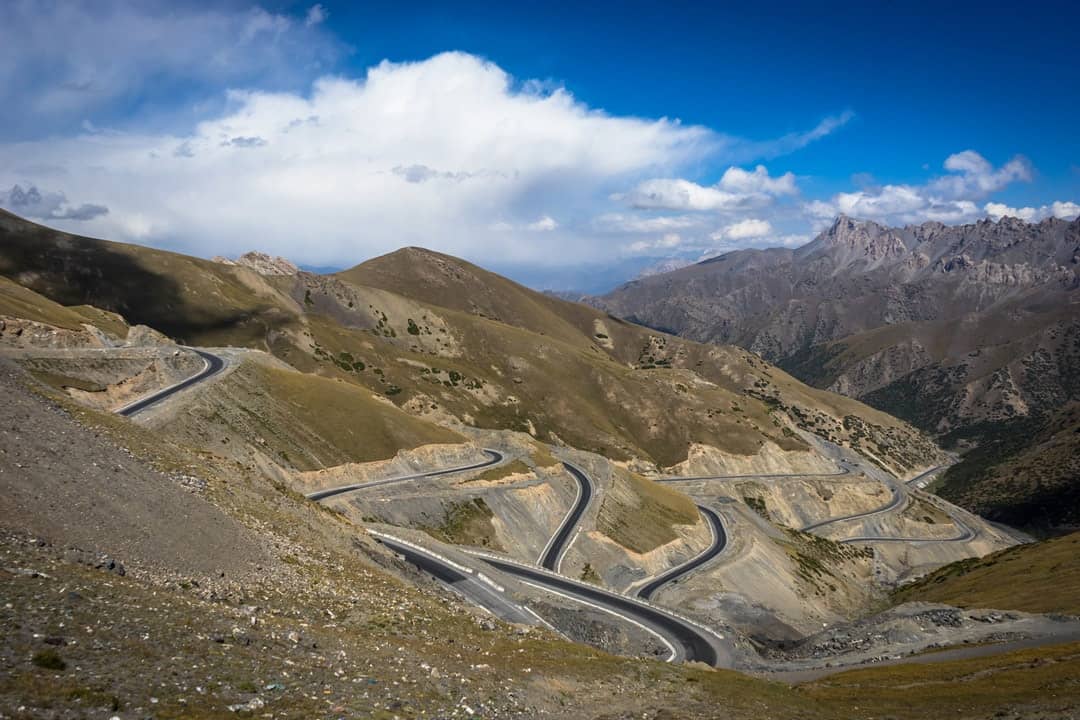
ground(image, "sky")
xmin=1 ymin=1 xmax=1078 ymax=292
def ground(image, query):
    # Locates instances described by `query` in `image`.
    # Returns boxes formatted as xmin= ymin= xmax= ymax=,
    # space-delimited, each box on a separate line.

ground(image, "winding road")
xmin=655 ymin=458 xmax=975 ymax=546
xmin=114 ymin=348 xmax=225 ymax=417
xmin=102 ymin=342 xmax=1005 ymax=672
xmin=537 ymin=462 xmax=592 ymax=572
xmin=472 ymin=553 xmax=727 ymax=665
xmin=370 ymin=531 xmax=539 ymax=625
xmin=658 ymin=463 xmax=852 ymax=483
xmin=305 ymin=449 xmax=504 ymax=501
xmin=634 ymin=505 xmax=727 ymax=601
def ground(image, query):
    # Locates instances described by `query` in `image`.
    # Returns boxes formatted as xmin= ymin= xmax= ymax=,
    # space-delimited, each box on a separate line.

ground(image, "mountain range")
xmin=3 ymin=206 xmax=1080 ymax=717
xmin=595 ymin=215 xmax=1080 ymax=528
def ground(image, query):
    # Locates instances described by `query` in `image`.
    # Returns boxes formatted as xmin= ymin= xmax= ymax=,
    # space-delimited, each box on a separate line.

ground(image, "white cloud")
xmin=305 ymin=4 xmax=328 ymax=27
xmin=592 ymin=213 xmax=701 ymax=233
xmin=526 ymin=215 xmax=558 ymax=231
xmin=718 ymin=165 xmax=797 ymax=196
xmin=935 ymin=151 xmax=1031 ymax=197
xmin=729 ymin=111 xmax=855 ymax=162
xmin=627 ymin=233 xmax=683 ymax=253
xmin=0 ymin=52 xmax=723 ymax=266
xmin=985 ymin=200 xmax=1080 ymax=222
xmin=807 ymin=151 xmax=1036 ymax=226
xmin=984 ymin=202 xmax=1039 ymax=222
xmin=619 ymin=165 xmax=798 ymax=212
xmin=618 ymin=178 xmax=756 ymax=212
xmin=1052 ymin=201 xmax=1080 ymax=220
xmin=712 ymin=218 xmax=772 ymax=240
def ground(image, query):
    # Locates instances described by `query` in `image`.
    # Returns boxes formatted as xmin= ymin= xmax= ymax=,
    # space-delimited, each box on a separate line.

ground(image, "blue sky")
xmin=1 ymin=0 xmax=1077 ymax=291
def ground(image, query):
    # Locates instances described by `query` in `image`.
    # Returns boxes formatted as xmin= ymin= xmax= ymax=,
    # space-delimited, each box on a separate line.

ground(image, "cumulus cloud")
xmin=985 ymin=200 xmax=1080 ymax=222
xmin=718 ymin=165 xmax=797 ymax=196
xmin=805 ymin=151 xmax=1041 ymax=226
xmin=1 ymin=184 xmax=108 ymax=221
xmin=0 ymin=52 xmax=725 ymax=266
xmin=618 ymin=165 xmax=798 ymax=212
xmin=526 ymin=215 xmax=559 ymax=231
xmin=711 ymin=218 xmax=773 ymax=240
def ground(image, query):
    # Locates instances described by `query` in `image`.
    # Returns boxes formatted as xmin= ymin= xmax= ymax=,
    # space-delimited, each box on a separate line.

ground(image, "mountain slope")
xmin=596 ymin=215 xmax=1080 ymax=527
xmin=0 ymin=211 xmax=943 ymax=476
xmin=892 ymin=531 xmax=1080 ymax=614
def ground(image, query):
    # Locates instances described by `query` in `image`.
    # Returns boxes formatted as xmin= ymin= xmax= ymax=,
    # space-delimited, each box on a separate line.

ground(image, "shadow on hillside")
xmin=0 ymin=220 xmax=288 ymax=345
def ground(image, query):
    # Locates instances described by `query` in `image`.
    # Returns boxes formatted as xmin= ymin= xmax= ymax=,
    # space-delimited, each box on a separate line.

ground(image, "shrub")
xmin=32 ymin=649 xmax=66 ymax=670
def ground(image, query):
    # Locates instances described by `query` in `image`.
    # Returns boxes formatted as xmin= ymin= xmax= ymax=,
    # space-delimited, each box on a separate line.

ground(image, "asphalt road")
xmin=477 ymin=555 xmax=723 ymax=666
xmin=306 ymin=449 xmax=504 ymax=501
xmin=657 ymin=463 xmax=851 ymax=483
xmin=800 ymin=476 xmax=906 ymax=532
xmin=114 ymin=348 xmax=225 ymax=417
xmin=537 ymin=462 xmax=592 ymax=571
xmin=838 ymin=514 xmax=976 ymax=544
xmin=635 ymin=505 xmax=727 ymax=601
xmin=373 ymin=534 xmax=537 ymax=625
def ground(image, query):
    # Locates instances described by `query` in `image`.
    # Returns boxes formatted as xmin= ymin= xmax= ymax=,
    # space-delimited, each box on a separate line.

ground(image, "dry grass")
xmin=892 ymin=531 xmax=1080 ymax=615
xmin=0 ymin=276 xmax=127 ymax=337
xmin=596 ymin=470 xmax=700 ymax=554
xmin=460 ymin=459 xmax=532 ymax=484
xmin=802 ymin=641 xmax=1080 ymax=718
xmin=161 ymin=359 xmax=463 ymax=471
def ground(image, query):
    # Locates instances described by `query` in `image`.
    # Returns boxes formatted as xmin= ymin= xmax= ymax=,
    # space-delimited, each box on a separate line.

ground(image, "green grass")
xmin=0 ymin=276 xmax=128 ymax=337
xmin=801 ymin=641 xmax=1080 ymax=717
xmin=31 ymin=650 xmax=66 ymax=671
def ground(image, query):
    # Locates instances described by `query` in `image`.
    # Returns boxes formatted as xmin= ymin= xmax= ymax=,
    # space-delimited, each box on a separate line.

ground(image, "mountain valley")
xmin=2 ymin=209 xmax=1079 ymax=718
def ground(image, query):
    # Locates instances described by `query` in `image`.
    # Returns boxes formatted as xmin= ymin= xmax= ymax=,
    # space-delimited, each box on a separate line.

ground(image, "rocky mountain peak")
xmin=802 ymin=214 xmax=905 ymax=264
xmin=213 ymin=251 xmax=299 ymax=276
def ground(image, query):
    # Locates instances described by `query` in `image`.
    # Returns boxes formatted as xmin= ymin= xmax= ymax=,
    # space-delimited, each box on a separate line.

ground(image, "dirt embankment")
xmin=0 ymin=358 xmax=269 ymax=583
xmin=11 ymin=347 xmax=205 ymax=412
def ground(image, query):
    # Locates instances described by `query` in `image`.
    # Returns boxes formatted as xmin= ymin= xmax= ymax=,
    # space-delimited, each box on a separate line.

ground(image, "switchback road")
xmin=114 ymin=348 xmax=225 ymax=417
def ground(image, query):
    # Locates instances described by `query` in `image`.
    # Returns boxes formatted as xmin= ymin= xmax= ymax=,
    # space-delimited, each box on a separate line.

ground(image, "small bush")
xmin=32 ymin=649 xmax=66 ymax=670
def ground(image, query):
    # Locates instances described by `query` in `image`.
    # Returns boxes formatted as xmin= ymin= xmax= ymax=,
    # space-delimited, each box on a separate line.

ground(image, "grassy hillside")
xmin=0 ymin=276 xmax=128 ymax=338
xmin=0 ymin=209 xmax=300 ymax=347
xmin=0 ymin=210 xmax=942 ymax=474
xmin=596 ymin=470 xmax=701 ymax=554
xmin=935 ymin=404 xmax=1080 ymax=529
xmin=892 ymin=532 xmax=1080 ymax=614
xmin=159 ymin=359 xmax=463 ymax=471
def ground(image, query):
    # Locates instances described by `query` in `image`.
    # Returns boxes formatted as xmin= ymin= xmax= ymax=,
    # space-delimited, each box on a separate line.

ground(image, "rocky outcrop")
xmin=213 ymin=251 xmax=299 ymax=276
